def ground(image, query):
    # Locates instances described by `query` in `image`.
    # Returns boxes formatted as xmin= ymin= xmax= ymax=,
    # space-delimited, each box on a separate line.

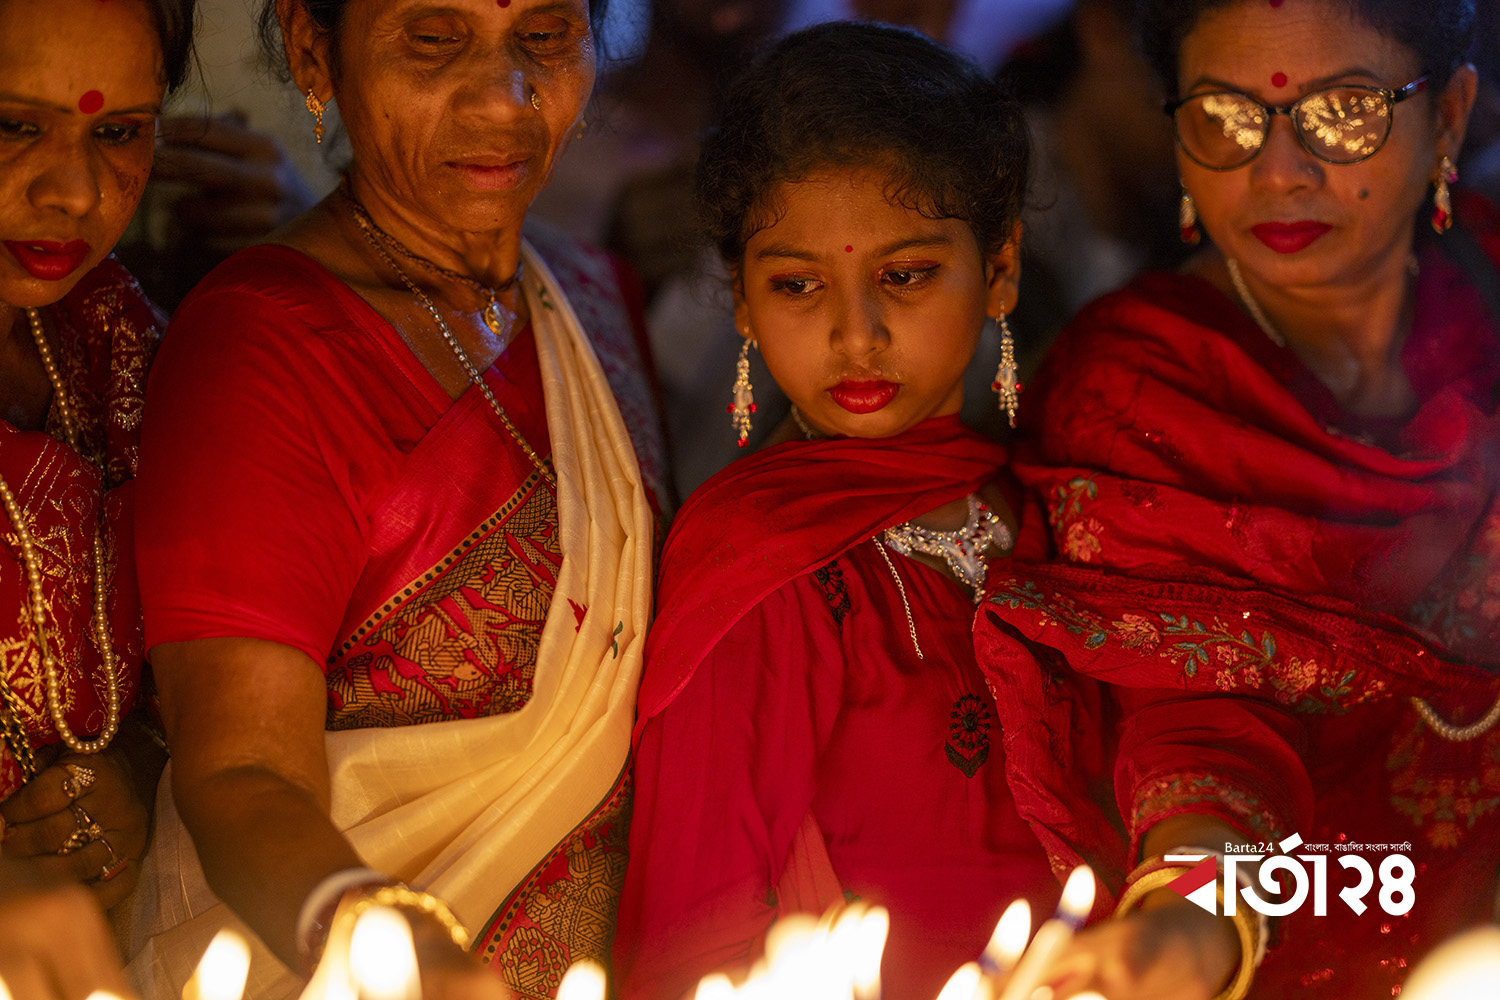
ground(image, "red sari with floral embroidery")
xmin=0 ymin=260 xmax=158 ymax=798
xmin=979 ymin=198 xmax=1500 ymax=999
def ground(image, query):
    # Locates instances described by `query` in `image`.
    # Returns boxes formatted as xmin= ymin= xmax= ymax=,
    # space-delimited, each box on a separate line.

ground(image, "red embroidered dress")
xmin=979 ymin=198 xmax=1500 ymax=999
xmin=617 ymin=419 xmax=1061 ymax=1000
xmin=0 ymin=260 xmax=158 ymax=798
xmin=136 ymin=229 xmax=665 ymax=997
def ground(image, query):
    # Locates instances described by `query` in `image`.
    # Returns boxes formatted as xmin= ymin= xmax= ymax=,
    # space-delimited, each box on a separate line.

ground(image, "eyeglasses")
xmin=1164 ymin=76 xmax=1429 ymax=170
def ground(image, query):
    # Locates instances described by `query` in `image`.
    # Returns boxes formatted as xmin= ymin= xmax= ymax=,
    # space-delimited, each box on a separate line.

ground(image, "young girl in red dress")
xmin=614 ymin=22 xmax=1224 ymax=1000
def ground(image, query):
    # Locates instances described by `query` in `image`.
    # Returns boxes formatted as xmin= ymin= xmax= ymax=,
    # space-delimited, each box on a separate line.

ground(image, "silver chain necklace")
xmin=346 ymin=197 xmax=554 ymax=486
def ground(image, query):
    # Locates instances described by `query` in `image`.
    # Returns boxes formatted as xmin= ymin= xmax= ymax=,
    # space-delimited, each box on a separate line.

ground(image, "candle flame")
xmin=84 ymin=994 xmax=130 ymax=1000
xmin=692 ymin=973 xmax=737 ymax=1000
xmin=556 ymin=960 xmax=607 ymax=1000
xmin=185 ymin=928 xmax=251 ymax=1000
xmin=852 ymin=906 xmax=890 ymax=997
xmin=985 ymin=899 xmax=1031 ymax=971
xmin=1059 ymin=866 xmax=1096 ymax=923
xmin=935 ymin=962 xmax=982 ymax=1000
xmin=349 ymin=906 xmax=419 ymax=1000
xmin=0 ymin=975 xmax=11 ymax=1000
xmin=1402 ymin=926 xmax=1500 ymax=1000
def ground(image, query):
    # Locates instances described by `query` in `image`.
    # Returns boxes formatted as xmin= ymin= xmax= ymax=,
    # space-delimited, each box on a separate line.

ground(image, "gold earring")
xmin=1179 ymin=184 xmax=1200 ymax=245
xmin=530 ymin=90 xmax=542 ymax=112
xmin=1432 ymin=155 xmax=1458 ymax=234
xmin=305 ymin=89 xmax=326 ymax=144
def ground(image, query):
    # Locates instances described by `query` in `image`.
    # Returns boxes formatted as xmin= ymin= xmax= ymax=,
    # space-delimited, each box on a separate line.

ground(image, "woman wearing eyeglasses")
xmin=974 ymin=2 xmax=1497 ymax=999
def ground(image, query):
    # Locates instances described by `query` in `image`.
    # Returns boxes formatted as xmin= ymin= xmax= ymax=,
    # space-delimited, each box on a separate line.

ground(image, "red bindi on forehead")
xmin=1271 ymin=72 xmax=1288 ymax=88
xmin=844 ymin=245 xmax=853 ymax=253
xmin=78 ymin=90 xmax=104 ymax=114
xmin=497 ymin=0 xmax=511 ymax=5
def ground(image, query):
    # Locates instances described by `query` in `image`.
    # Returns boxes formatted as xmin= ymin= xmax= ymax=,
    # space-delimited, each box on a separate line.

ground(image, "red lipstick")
xmin=1251 ymin=222 xmax=1331 ymax=254
xmin=829 ymin=380 xmax=898 ymax=414
xmin=3 ymin=240 xmax=91 ymax=281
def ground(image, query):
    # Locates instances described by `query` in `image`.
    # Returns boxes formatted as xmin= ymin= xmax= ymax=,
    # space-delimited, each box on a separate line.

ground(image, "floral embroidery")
xmin=1132 ymin=771 xmax=1285 ymax=845
xmin=1049 ymin=478 xmax=1103 ymax=563
xmin=987 ymin=578 xmax=1385 ymax=714
xmin=1386 ymin=705 xmax=1500 ymax=850
xmin=813 ymin=560 xmax=851 ymax=629
xmin=945 ymin=693 xmax=992 ymax=778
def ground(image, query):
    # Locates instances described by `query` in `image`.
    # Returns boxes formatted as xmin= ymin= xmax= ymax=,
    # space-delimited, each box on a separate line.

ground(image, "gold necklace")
xmin=0 ymin=309 xmax=121 ymax=756
xmin=345 ymin=201 xmax=554 ymax=486
xmin=345 ymin=195 xmax=523 ymax=339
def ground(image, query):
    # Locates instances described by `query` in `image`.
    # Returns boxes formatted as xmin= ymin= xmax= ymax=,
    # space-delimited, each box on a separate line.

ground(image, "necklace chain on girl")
xmin=882 ymin=494 xmax=1011 ymax=600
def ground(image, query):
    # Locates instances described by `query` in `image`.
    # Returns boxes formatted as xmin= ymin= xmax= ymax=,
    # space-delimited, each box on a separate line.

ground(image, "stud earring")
xmin=1432 ymin=155 xmax=1458 ymax=234
xmin=728 ymin=335 xmax=757 ymax=447
xmin=305 ymin=89 xmax=325 ymax=145
xmin=530 ymin=89 xmax=542 ymax=112
xmin=1179 ymin=184 xmax=1200 ymax=245
xmin=991 ymin=312 xmax=1020 ymax=429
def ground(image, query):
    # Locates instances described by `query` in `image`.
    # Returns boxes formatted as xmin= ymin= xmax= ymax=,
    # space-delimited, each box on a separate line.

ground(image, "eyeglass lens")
xmin=1176 ymin=88 xmax=1393 ymax=167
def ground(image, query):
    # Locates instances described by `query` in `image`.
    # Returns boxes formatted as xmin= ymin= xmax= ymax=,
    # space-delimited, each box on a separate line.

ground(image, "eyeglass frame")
xmin=1162 ymin=75 xmax=1430 ymax=171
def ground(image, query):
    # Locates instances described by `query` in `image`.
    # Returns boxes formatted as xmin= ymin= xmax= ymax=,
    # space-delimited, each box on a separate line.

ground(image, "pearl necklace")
xmin=882 ymin=495 xmax=1011 ymax=600
xmin=0 ymin=309 xmax=121 ymax=756
xmin=1225 ymin=258 xmax=1287 ymax=348
xmin=346 ymin=199 xmax=554 ymax=486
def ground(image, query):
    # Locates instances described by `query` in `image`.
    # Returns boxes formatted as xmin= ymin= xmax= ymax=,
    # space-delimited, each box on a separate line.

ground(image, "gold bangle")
xmin=346 ymin=884 xmax=471 ymax=950
xmin=1114 ymin=866 xmax=1259 ymax=1000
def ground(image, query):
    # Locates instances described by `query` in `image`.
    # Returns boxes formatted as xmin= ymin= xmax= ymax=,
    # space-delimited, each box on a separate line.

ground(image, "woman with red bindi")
xmin=0 ymin=0 xmax=196 ymax=996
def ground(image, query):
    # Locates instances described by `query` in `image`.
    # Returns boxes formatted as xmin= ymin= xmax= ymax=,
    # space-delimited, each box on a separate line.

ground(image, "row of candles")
xmin=6 ymin=861 xmax=1497 ymax=1000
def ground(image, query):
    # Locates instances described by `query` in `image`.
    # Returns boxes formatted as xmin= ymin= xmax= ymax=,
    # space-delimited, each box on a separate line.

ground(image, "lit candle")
xmin=994 ymin=866 xmax=1095 ymax=1000
xmin=182 ymin=928 xmax=252 ymax=1000
xmin=693 ymin=973 xmax=737 ymax=1000
xmin=0 ymin=974 xmax=11 ymax=1000
xmin=556 ymin=961 xmax=607 ymax=1000
xmin=979 ymin=900 xmax=1030 ymax=978
xmin=935 ymin=962 xmax=983 ymax=1000
xmin=348 ymin=906 xmax=420 ymax=1000
xmin=852 ymin=906 xmax=890 ymax=1000
xmin=1402 ymin=926 xmax=1500 ymax=1000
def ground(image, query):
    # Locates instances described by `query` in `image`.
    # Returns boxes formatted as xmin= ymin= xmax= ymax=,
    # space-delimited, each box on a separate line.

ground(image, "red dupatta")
xmin=636 ymin=415 xmax=1008 ymax=744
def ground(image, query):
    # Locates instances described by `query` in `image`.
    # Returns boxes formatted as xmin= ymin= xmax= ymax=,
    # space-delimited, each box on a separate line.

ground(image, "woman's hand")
xmin=409 ymin=916 xmax=515 ymax=1000
xmin=0 ymin=749 xmax=148 ymax=909
xmin=1033 ymin=897 xmax=1239 ymax=1000
xmin=0 ymin=853 xmax=139 ymax=999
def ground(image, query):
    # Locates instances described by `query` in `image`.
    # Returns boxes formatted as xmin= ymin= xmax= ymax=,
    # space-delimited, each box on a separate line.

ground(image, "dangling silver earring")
xmin=1179 ymin=184 xmax=1200 ymax=245
xmin=991 ymin=312 xmax=1019 ymax=428
xmin=728 ymin=335 xmax=757 ymax=447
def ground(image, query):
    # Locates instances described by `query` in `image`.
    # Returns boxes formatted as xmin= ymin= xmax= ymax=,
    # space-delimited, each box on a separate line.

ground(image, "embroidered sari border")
xmin=329 ymin=463 xmax=554 ymax=663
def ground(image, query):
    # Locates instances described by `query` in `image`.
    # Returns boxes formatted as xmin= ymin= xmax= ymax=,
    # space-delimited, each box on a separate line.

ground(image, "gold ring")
xmin=58 ymin=803 xmax=104 ymax=855
xmin=61 ymin=762 xmax=95 ymax=800
xmin=97 ymin=836 xmax=128 ymax=882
